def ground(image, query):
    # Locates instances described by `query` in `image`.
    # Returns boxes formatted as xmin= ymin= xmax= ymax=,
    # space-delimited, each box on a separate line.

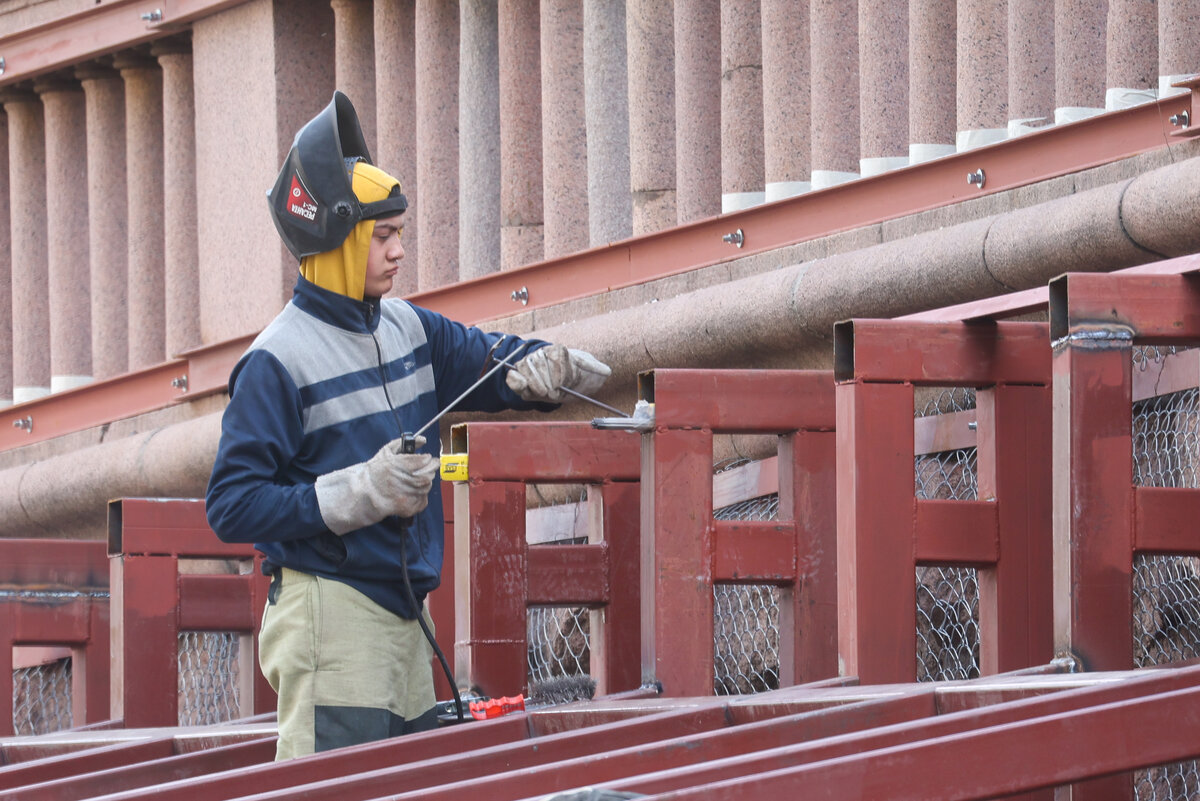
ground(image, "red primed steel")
xmin=0 ymin=540 xmax=111 ymax=736
xmin=1049 ymin=272 xmax=1200 ymax=343
xmin=452 ymin=422 xmax=640 ymax=697
xmin=0 ymin=739 xmax=178 ymax=795
xmin=836 ymin=321 xmax=1053 ymax=683
xmin=1134 ymin=487 xmax=1200 ymax=553
xmin=108 ymin=498 xmax=273 ymax=727
xmin=642 ymin=369 xmax=837 ymax=696
xmin=4 ymin=737 xmax=276 ymax=801
xmin=641 ymin=678 xmax=1200 ymax=800
xmin=83 ymin=716 xmax=532 ymax=801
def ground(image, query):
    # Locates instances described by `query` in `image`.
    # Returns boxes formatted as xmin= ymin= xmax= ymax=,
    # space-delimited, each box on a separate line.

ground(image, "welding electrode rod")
xmin=490 ymin=354 xmax=631 ymax=418
xmin=412 ymin=354 xmax=512 ymax=440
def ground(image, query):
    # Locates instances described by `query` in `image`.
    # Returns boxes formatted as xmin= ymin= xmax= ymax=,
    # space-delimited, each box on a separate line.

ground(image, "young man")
xmin=206 ymin=93 xmax=609 ymax=760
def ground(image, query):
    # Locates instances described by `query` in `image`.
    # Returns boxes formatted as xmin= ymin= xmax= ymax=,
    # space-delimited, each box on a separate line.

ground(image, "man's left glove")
xmin=505 ymin=344 xmax=611 ymax=403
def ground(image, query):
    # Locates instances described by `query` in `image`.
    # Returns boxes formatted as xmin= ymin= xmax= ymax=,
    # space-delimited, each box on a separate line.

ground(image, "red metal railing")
xmin=107 ymin=498 xmax=274 ymax=728
xmin=449 ymin=422 xmax=641 ymax=698
xmin=0 ymin=540 xmax=110 ymax=736
xmin=639 ymin=369 xmax=838 ymax=697
xmin=833 ymin=321 xmax=1055 ymax=685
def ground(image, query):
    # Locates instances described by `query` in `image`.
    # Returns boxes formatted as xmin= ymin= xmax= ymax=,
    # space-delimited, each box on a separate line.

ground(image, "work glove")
xmin=314 ymin=435 xmax=440 ymax=535
xmin=505 ymin=344 xmax=611 ymax=403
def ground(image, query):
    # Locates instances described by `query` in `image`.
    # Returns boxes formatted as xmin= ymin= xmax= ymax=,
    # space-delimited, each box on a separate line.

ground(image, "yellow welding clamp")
xmin=440 ymin=453 xmax=469 ymax=482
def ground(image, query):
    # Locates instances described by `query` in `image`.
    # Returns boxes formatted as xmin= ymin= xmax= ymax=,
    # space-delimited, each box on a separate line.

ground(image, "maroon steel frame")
xmin=834 ymin=321 xmax=1054 ymax=684
xmin=0 ymin=540 xmax=110 ymax=736
xmin=449 ymin=422 xmax=641 ymax=698
xmin=640 ymin=369 xmax=838 ymax=697
xmin=106 ymin=498 xmax=274 ymax=727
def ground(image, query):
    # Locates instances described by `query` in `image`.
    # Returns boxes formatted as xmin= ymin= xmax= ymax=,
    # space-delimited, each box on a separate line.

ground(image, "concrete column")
xmin=499 ymin=0 xmax=544 ymax=271
xmin=1159 ymin=0 xmax=1200 ymax=98
xmin=721 ymin=0 xmax=765 ymax=212
xmin=541 ymin=0 xmax=589 ymax=259
xmin=811 ymin=0 xmax=859 ymax=188
xmin=1106 ymin=0 xmax=1158 ymax=110
xmin=332 ymin=0 xmax=377 ymax=154
xmin=155 ymin=39 xmax=202 ymax=357
xmin=0 ymin=113 xmax=11 ymax=406
xmin=675 ymin=0 xmax=721 ymax=222
xmin=3 ymin=90 xmax=50 ymax=403
xmin=858 ymin=0 xmax=908 ymax=176
xmin=909 ymin=0 xmax=956 ymax=162
xmin=76 ymin=64 xmax=128 ymax=380
xmin=627 ymin=0 xmax=677 ymax=234
xmin=1008 ymin=0 xmax=1055 ymax=136
xmin=762 ymin=0 xmax=811 ymax=198
xmin=957 ymin=0 xmax=1008 ymax=150
xmin=1054 ymin=0 xmax=1106 ymax=123
xmin=416 ymin=0 xmax=460 ymax=290
xmin=114 ymin=51 xmax=165 ymax=370
xmin=37 ymin=77 xmax=93 ymax=394
xmin=375 ymin=0 xmax=419 ymax=294
xmin=460 ymin=0 xmax=501 ymax=280
xmin=584 ymin=0 xmax=632 ymax=245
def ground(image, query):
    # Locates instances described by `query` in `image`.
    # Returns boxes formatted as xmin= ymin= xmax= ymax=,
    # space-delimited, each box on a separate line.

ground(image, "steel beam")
xmin=1050 ymin=272 xmax=1200 ymax=344
xmin=643 ymin=369 xmax=836 ymax=432
xmin=1134 ymin=488 xmax=1200 ymax=553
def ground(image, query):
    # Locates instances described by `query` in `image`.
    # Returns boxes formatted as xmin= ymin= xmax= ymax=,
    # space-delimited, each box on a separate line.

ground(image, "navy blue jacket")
xmin=206 ymin=275 xmax=551 ymax=618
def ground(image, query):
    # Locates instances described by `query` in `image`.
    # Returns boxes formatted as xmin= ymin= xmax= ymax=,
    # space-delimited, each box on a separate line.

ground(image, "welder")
xmin=205 ymin=92 xmax=609 ymax=760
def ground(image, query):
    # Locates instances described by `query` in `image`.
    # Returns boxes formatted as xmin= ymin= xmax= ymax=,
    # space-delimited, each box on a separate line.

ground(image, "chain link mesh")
xmin=914 ymin=387 xmax=982 ymax=682
xmin=177 ymin=631 xmax=241 ymax=726
xmin=1131 ymin=346 xmax=1200 ymax=800
xmin=527 ymin=524 xmax=593 ymax=687
xmin=12 ymin=658 xmax=72 ymax=736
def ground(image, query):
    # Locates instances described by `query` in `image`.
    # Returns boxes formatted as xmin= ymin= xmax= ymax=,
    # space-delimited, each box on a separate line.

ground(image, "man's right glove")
xmin=505 ymin=344 xmax=611 ymax=403
xmin=314 ymin=435 xmax=440 ymax=535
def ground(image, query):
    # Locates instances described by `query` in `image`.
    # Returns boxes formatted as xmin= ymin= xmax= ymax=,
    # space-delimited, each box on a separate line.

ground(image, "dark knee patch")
xmin=314 ymin=705 xmax=433 ymax=751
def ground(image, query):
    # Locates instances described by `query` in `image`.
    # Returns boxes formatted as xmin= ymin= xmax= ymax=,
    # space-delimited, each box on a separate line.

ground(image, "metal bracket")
xmin=141 ymin=8 xmax=163 ymax=22
xmin=11 ymin=416 xmax=32 ymax=433
xmin=967 ymin=168 xmax=986 ymax=189
xmin=1170 ymin=110 xmax=1190 ymax=129
xmin=510 ymin=286 xmax=529 ymax=306
xmin=722 ymin=228 xmax=744 ymax=248
xmin=171 ymin=375 xmax=188 ymax=392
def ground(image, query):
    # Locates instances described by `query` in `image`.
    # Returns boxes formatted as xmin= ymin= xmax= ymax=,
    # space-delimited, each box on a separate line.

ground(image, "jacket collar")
xmin=292 ymin=273 xmax=380 ymax=334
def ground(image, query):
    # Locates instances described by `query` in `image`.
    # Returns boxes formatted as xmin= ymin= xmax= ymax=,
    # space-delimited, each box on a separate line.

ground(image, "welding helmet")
xmin=267 ymin=91 xmax=409 ymax=260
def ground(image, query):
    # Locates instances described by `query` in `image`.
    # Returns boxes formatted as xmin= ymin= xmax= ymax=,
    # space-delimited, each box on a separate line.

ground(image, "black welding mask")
xmin=267 ymin=91 xmax=409 ymax=260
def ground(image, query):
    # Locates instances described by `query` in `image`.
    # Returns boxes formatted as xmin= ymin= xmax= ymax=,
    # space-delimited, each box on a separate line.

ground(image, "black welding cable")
xmin=398 ymin=523 xmax=464 ymax=724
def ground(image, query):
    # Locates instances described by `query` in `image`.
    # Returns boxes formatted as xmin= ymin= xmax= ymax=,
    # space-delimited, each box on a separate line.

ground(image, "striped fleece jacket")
xmin=205 ymin=274 xmax=553 ymax=619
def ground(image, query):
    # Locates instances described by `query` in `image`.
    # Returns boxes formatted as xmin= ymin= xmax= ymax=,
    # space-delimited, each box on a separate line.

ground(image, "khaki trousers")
xmin=258 ymin=567 xmax=437 ymax=760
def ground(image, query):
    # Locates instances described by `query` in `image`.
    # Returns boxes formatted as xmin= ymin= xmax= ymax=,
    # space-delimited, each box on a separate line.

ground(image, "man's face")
xmin=364 ymin=213 xmax=406 ymax=298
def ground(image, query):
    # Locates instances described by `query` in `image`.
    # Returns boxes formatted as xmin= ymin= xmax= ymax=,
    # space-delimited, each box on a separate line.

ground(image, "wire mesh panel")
xmin=713 ymin=465 xmax=782 ymax=696
xmin=528 ymin=606 xmax=590 ymax=684
xmin=12 ymin=658 xmax=72 ymax=736
xmin=914 ymin=387 xmax=982 ymax=682
xmin=177 ymin=631 xmax=241 ymax=726
xmin=1131 ymin=346 xmax=1200 ymax=800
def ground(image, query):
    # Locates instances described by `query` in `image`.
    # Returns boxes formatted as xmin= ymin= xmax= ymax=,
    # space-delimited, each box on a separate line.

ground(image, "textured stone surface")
xmin=416 ymin=0 xmax=461 ymax=290
xmin=584 ymin=0 xmax=632 ymax=245
xmin=499 ymin=0 xmax=545 ymax=270
xmin=1007 ymin=0 xmax=1054 ymax=126
xmin=333 ymin=0 xmax=378 ymax=154
xmin=957 ymin=0 xmax=1007 ymax=132
xmin=0 ymin=113 xmax=10 ymax=403
xmin=39 ymin=80 xmax=93 ymax=386
xmin=1106 ymin=0 xmax=1158 ymax=94
xmin=674 ymin=0 xmax=721 ymax=223
xmin=157 ymin=45 xmax=202 ymax=358
xmin=811 ymin=0 xmax=860 ymax=176
xmin=627 ymin=0 xmax=677 ymax=234
xmin=762 ymin=0 xmax=811 ymax=192
xmin=540 ymin=0 xmax=589 ymax=259
xmin=459 ymin=0 xmax=502 ymax=280
xmin=909 ymin=0 xmax=956 ymax=147
xmin=721 ymin=0 xmax=765 ymax=198
xmin=1055 ymin=0 xmax=1107 ymax=111
xmin=858 ymin=0 xmax=908 ymax=162
xmin=375 ymin=0 xmax=420 ymax=295
xmin=1159 ymin=0 xmax=1200 ymax=78
xmin=77 ymin=65 xmax=128 ymax=380
xmin=1121 ymin=152 xmax=1200 ymax=257
xmin=4 ymin=93 xmax=50 ymax=400
xmin=193 ymin=0 xmax=333 ymax=342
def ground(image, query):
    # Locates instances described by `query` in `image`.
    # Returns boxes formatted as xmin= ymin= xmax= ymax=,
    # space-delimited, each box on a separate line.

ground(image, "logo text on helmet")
xmin=287 ymin=173 xmax=318 ymax=222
